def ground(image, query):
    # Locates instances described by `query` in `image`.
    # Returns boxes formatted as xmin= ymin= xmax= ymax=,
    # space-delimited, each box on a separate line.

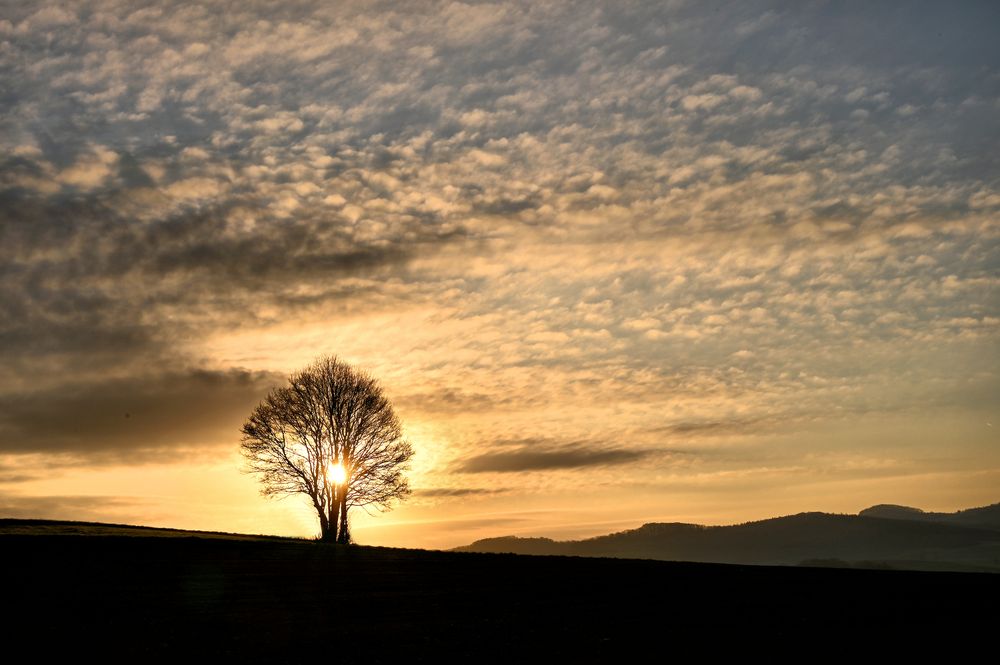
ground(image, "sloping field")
xmin=4 ymin=520 xmax=997 ymax=661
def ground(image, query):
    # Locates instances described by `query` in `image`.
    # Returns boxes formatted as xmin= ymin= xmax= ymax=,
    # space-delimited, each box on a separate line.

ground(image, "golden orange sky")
xmin=1 ymin=1 xmax=998 ymax=549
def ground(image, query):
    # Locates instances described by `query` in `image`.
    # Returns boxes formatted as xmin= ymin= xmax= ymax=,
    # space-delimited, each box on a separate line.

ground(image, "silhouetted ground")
xmin=4 ymin=520 xmax=997 ymax=661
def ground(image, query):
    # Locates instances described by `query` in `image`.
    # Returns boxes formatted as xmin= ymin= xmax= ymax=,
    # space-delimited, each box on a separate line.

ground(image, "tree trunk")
xmin=316 ymin=494 xmax=339 ymax=542
xmin=336 ymin=497 xmax=350 ymax=544
xmin=318 ymin=512 xmax=335 ymax=542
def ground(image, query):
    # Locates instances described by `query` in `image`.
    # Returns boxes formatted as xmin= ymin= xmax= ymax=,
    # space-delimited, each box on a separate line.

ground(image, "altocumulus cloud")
xmin=0 ymin=1 xmax=997 ymax=493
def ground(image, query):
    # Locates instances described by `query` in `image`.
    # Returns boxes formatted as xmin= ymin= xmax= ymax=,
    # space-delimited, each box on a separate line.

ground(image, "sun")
xmin=329 ymin=461 xmax=347 ymax=485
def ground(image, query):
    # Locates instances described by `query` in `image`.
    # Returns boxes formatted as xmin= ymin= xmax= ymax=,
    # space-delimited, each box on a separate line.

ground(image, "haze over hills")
xmin=454 ymin=502 xmax=1000 ymax=573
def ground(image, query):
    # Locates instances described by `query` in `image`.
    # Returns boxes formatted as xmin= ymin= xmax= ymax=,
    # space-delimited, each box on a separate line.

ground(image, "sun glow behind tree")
xmin=329 ymin=461 xmax=347 ymax=487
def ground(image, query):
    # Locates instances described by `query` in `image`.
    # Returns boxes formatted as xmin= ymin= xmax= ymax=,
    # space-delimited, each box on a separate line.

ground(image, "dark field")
xmin=4 ymin=521 xmax=997 ymax=661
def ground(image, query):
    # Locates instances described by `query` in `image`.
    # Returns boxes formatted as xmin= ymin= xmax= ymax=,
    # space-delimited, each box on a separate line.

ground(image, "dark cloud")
xmin=0 ymin=494 xmax=148 ymax=522
xmin=655 ymin=419 xmax=766 ymax=437
xmin=428 ymin=516 xmax=532 ymax=532
xmin=395 ymin=388 xmax=512 ymax=415
xmin=413 ymin=488 xmax=508 ymax=498
xmin=0 ymin=187 xmax=452 ymax=388
xmin=0 ymin=189 xmax=435 ymax=292
xmin=458 ymin=445 xmax=651 ymax=473
xmin=0 ymin=473 xmax=40 ymax=484
xmin=0 ymin=369 xmax=281 ymax=457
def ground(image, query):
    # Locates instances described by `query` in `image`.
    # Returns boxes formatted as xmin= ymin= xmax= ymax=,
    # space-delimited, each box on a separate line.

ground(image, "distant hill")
xmin=455 ymin=502 xmax=1000 ymax=573
xmin=859 ymin=502 xmax=1000 ymax=531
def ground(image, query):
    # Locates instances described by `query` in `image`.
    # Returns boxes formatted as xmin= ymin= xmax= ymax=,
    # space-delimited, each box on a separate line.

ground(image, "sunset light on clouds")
xmin=1 ymin=1 xmax=997 ymax=549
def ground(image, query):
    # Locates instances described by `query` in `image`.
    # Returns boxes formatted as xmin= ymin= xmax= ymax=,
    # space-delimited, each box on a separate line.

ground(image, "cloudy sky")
xmin=1 ymin=1 xmax=998 ymax=548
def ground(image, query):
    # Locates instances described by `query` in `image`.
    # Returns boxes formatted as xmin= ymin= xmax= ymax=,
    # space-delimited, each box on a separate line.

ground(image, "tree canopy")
xmin=240 ymin=355 xmax=414 ymax=543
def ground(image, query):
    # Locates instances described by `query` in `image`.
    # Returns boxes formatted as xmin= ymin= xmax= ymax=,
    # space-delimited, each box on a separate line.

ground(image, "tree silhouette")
xmin=240 ymin=355 xmax=414 ymax=543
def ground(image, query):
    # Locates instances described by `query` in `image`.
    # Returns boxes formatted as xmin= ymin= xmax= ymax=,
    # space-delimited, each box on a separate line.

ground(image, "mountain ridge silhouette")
xmin=454 ymin=502 xmax=1000 ymax=572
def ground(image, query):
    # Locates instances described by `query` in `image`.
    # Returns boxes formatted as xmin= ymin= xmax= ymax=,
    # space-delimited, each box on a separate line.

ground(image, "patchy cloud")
xmin=0 ymin=1 xmax=997 ymax=534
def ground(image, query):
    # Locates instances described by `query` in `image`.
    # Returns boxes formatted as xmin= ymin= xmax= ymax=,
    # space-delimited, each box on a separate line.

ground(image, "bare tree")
xmin=240 ymin=355 xmax=414 ymax=543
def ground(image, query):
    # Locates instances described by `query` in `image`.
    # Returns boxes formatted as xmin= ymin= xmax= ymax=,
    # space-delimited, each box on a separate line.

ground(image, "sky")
xmin=1 ymin=1 xmax=998 ymax=549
